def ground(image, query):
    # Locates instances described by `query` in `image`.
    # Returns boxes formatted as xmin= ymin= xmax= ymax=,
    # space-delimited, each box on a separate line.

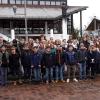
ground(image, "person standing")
xmin=77 ymin=43 xmax=87 ymax=80
xmin=9 ymin=46 xmax=22 ymax=85
xmin=31 ymin=46 xmax=42 ymax=82
xmin=87 ymin=45 xmax=100 ymax=79
xmin=21 ymin=45 xmax=31 ymax=81
xmin=65 ymin=45 xmax=78 ymax=83
xmin=55 ymin=47 xmax=65 ymax=83
xmin=0 ymin=45 xmax=9 ymax=86
xmin=42 ymin=46 xmax=54 ymax=84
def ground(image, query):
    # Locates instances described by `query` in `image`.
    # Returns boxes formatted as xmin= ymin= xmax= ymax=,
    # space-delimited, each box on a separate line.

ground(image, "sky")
xmin=68 ymin=0 xmax=100 ymax=29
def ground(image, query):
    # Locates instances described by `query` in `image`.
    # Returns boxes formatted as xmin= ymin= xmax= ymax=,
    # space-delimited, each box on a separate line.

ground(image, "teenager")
xmin=65 ymin=45 xmax=78 ymax=83
xmin=77 ymin=43 xmax=87 ymax=80
xmin=55 ymin=46 xmax=65 ymax=83
xmin=21 ymin=45 xmax=31 ymax=81
xmin=0 ymin=45 xmax=9 ymax=86
xmin=42 ymin=46 xmax=54 ymax=84
xmin=9 ymin=46 xmax=22 ymax=85
xmin=87 ymin=45 xmax=100 ymax=79
xmin=31 ymin=46 xmax=42 ymax=81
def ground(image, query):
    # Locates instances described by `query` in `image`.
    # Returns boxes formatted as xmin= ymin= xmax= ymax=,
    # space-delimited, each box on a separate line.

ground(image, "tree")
xmin=72 ymin=28 xmax=80 ymax=39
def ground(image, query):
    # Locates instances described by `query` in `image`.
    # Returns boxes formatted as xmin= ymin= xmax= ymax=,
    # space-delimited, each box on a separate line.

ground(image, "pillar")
xmin=45 ymin=21 xmax=48 ymax=35
xmin=71 ymin=14 xmax=74 ymax=34
xmin=50 ymin=29 xmax=54 ymax=38
xmin=62 ymin=17 xmax=67 ymax=39
xmin=80 ymin=11 xmax=82 ymax=37
xmin=94 ymin=16 xmax=96 ymax=31
xmin=11 ymin=29 xmax=15 ymax=40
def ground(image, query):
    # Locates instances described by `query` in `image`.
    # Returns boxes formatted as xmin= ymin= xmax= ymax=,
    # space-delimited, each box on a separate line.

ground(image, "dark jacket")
xmin=77 ymin=49 xmax=87 ymax=63
xmin=65 ymin=51 xmax=77 ymax=65
xmin=83 ymin=40 xmax=90 ymax=49
xmin=21 ymin=50 xmax=31 ymax=67
xmin=9 ymin=53 xmax=20 ymax=68
xmin=54 ymin=50 xmax=65 ymax=66
xmin=42 ymin=52 xmax=54 ymax=67
xmin=87 ymin=50 xmax=100 ymax=64
xmin=0 ymin=52 xmax=9 ymax=67
xmin=31 ymin=52 xmax=42 ymax=67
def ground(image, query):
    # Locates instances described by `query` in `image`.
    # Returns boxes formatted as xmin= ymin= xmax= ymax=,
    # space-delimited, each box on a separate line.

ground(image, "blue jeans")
xmin=0 ymin=67 xmax=8 ymax=85
xmin=33 ymin=67 xmax=41 ymax=81
xmin=55 ymin=65 xmax=64 ymax=80
xmin=79 ymin=62 xmax=86 ymax=79
xmin=45 ymin=67 xmax=53 ymax=81
xmin=23 ymin=66 xmax=31 ymax=79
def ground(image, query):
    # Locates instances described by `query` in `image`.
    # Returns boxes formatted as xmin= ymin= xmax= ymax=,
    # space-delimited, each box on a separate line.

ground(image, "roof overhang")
xmin=0 ymin=5 xmax=88 ymax=20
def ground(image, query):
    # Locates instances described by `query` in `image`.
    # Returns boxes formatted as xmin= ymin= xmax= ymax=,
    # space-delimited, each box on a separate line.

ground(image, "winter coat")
xmin=21 ymin=50 xmax=31 ymax=67
xmin=9 ymin=53 xmax=20 ymax=68
xmin=31 ymin=52 xmax=42 ymax=68
xmin=0 ymin=51 xmax=9 ymax=67
xmin=87 ymin=51 xmax=100 ymax=64
xmin=77 ymin=49 xmax=87 ymax=63
xmin=65 ymin=51 xmax=77 ymax=65
xmin=41 ymin=52 xmax=54 ymax=67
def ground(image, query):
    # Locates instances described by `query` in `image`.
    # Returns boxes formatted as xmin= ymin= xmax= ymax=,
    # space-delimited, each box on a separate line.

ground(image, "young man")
xmin=31 ymin=46 xmax=42 ymax=82
xmin=0 ymin=45 xmax=9 ymax=86
xmin=42 ymin=46 xmax=54 ymax=84
xmin=55 ymin=46 xmax=65 ymax=83
xmin=21 ymin=44 xmax=31 ymax=81
xmin=9 ymin=46 xmax=22 ymax=85
xmin=77 ymin=43 xmax=87 ymax=80
xmin=65 ymin=45 xmax=78 ymax=83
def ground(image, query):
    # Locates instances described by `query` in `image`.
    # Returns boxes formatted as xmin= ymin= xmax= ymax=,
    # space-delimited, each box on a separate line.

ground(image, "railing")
xmin=0 ymin=33 xmax=12 ymax=42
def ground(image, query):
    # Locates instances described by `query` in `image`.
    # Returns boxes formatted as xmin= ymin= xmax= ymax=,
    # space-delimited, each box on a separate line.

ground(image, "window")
xmin=56 ymin=1 xmax=60 ymax=5
xmin=10 ymin=0 xmax=15 ymax=4
xmin=28 ymin=28 xmax=32 ymax=34
xmin=2 ymin=0 xmax=8 ymax=4
xmin=40 ymin=1 xmax=45 ymax=5
xmin=33 ymin=28 xmax=39 ymax=34
xmin=51 ymin=1 xmax=55 ymax=5
xmin=45 ymin=1 xmax=50 ymax=5
xmin=33 ymin=1 xmax=38 ymax=5
xmin=0 ymin=0 xmax=2 ymax=4
xmin=27 ymin=0 xmax=32 ymax=5
xmin=21 ymin=0 xmax=25 ymax=4
xmin=15 ymin=28 xmax=20 ymax=34
xmin=16 ymin=0 xmax=21 ymax=4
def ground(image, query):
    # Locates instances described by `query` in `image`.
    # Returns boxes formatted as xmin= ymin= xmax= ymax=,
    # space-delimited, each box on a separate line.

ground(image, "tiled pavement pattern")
xmin=0 ymin=78 xmax=100 ymax=100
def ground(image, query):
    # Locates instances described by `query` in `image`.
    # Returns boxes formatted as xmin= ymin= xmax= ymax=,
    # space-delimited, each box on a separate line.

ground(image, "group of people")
xmin=0 ymin=34 xmax=100 ymax=86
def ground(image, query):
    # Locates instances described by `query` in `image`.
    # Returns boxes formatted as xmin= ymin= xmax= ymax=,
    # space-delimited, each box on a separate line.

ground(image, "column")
xmin=45 ymin=21 xmax=48 ymax=36
xmin=94 ymin=16 xmax=96 ymax=31
xmin=11 ymin=29 xmax=15 ymax=40
xmin=62 ymin=17 xmax=67 ymax=39
xmin=80 ymin=11 xmax=82 ymax=37
xmin=50 ymin=29 xmax=54 ymax=38
xmin=71 ymin=14 xmax=74 ymax=34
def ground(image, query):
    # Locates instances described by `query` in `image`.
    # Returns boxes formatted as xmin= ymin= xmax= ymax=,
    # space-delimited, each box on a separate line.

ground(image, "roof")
xmin=0 ymin=5 xmax=88 ymax=20
xmin=86 ymin=18 xmax=100 ymax=31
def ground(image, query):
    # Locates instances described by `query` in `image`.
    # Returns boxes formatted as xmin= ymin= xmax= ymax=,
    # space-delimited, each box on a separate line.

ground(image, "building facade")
xmin=0 ymin=0 xmax=88 ymax=40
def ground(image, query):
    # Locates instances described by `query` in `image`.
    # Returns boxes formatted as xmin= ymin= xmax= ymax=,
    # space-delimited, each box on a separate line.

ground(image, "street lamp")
xmin=12 ymin=0 xmax=28 ymax=42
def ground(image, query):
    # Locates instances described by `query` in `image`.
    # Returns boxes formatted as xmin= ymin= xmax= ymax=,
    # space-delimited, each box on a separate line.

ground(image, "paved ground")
xmin=0 ymin=78 xmax=100 ymax=100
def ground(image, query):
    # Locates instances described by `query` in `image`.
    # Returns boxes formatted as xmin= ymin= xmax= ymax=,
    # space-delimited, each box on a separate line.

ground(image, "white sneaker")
xmin=66 ymin=79 xmax=70 ymax=83
xmin=73 ymin=78 xmax=78 ymax=82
